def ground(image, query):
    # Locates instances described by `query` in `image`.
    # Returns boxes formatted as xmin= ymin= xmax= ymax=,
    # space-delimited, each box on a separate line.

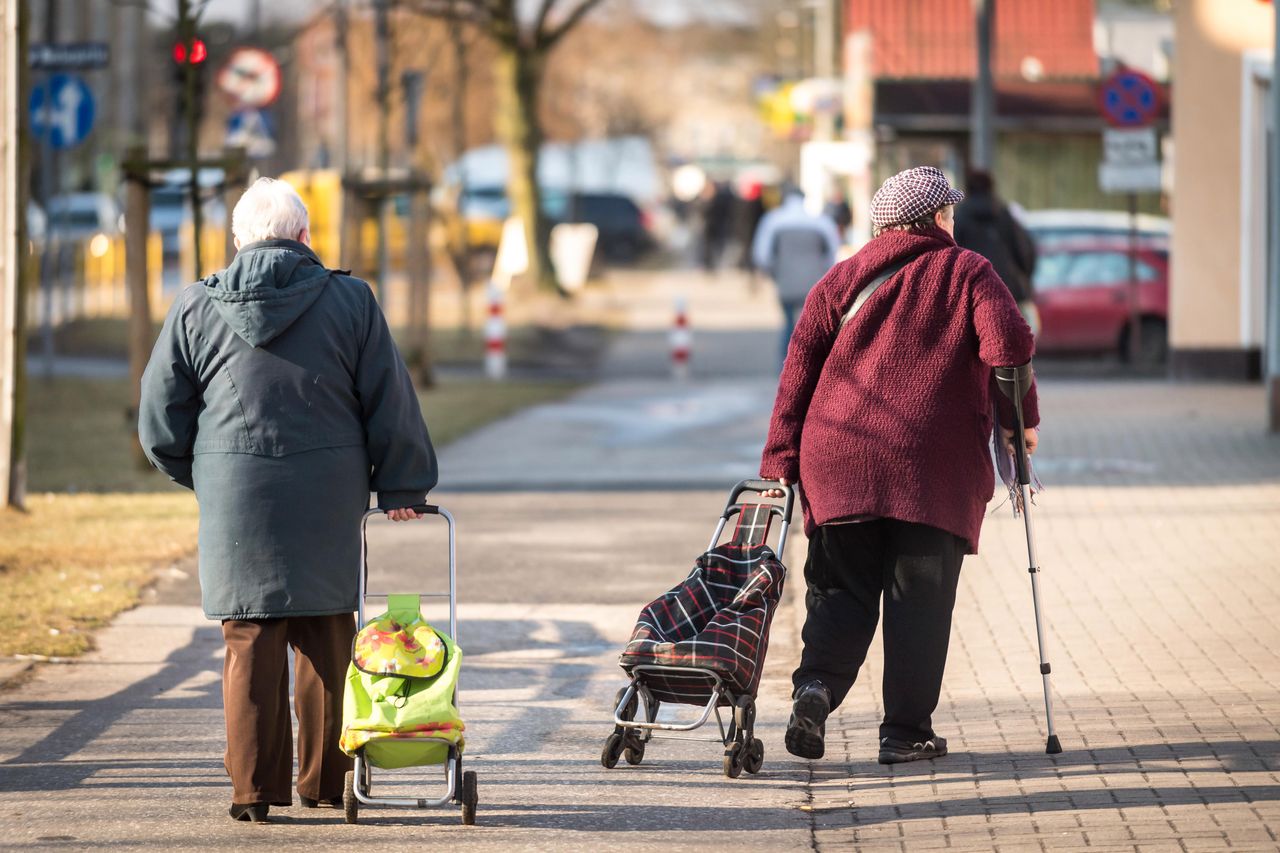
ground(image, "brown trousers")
xmin=221 ymin=613 xmax=355 ymax=806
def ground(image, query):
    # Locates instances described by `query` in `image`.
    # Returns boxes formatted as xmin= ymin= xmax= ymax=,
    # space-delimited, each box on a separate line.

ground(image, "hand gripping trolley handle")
xmin=603 ymin=480 xmax=794 ymax=779
xmin=343 ymin=504 xmax=480 ymax=825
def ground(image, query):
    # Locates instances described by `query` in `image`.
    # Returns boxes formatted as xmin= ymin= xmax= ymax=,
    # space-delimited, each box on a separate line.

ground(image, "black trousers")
xmin=793 ymin=519 xmax=965 ymax=743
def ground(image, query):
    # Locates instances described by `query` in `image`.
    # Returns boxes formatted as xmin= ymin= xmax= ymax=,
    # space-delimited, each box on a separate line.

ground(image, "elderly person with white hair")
xmin=139 ymin=177 xmax=437 ymax=823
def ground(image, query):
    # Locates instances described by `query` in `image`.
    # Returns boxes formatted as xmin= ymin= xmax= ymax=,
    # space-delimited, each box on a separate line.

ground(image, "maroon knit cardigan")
xmin=760 ymin=226 xmax=1039 ymax=553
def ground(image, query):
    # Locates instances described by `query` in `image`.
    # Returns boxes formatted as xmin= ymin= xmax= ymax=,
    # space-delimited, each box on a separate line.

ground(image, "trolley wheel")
xmin=343 ymin=770 xmax=358 ymax=824
xmin=624 ymin=736 xmax=645 ymax=766
xmin=743 ymin=737 xmax=765 ymax=775
xmin=459 ymin=770 xmax=478 ymax=825
xmin=601 ymin=732 xmax=625 ymax=769
xmin=723 ymin=741 xmax=745 ymax=779
xmin=613 ymin=686 xmax=638 ymax=721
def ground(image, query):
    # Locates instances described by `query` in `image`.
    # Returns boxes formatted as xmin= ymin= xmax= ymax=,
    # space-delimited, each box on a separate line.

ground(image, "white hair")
xmin=231 ymin=177 xmax=309 ymax=245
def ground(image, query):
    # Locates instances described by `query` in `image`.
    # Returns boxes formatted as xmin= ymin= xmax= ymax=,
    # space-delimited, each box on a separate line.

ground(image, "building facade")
xmin=1169 ymin=0 xmax=1274 ymax=380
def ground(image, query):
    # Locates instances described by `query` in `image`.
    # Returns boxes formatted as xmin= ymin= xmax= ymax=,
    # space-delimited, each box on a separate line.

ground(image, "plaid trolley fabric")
xmin=619 ymin=541 xmax=787 ymax=705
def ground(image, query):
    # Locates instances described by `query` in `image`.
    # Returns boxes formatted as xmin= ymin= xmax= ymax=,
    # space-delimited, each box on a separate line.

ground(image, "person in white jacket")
xmin=751 ymin=188 xmax=843 ymax=365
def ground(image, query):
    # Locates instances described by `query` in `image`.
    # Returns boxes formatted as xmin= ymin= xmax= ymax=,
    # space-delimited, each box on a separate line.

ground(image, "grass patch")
xmin=0 ymin=493 xmax=199 ymax=657
xmin=3 ymin=375 xmax=581 ymax=659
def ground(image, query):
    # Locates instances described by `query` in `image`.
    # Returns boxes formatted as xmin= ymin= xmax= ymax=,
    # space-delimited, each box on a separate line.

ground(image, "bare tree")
xmin=406 ymin=0 xmax=609 ymax=293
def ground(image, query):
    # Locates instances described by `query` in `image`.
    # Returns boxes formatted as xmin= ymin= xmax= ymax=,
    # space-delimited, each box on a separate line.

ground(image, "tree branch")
xmin=532 ymin=0 xmax=558 ymax=42
xmin=540 ymin=0 xmax=607 ymax=48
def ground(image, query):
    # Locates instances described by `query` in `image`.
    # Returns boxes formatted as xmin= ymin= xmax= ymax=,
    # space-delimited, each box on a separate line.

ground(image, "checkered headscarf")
xmin=870 ymin=166 xmax=965 ymax=229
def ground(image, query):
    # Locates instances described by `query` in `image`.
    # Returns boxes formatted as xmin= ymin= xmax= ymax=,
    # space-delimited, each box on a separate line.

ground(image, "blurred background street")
xmin=1 ymin=0 xmax=1280 ymax=850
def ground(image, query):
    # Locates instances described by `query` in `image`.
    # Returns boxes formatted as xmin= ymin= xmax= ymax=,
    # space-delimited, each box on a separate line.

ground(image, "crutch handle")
xmin=994 ymin=363 xmax=1034 ymax=486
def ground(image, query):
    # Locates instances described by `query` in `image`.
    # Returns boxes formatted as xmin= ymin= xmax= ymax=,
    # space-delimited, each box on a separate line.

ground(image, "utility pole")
xmin=971 ymin=0 xmax=996 ymax=170
xmin=1268 ymin=3 xmax=1280 ymax=431
xmin=1 ymin=0 xmax=29 ymax=509
xmin=374 ymin=0 xmax=391 ymax=299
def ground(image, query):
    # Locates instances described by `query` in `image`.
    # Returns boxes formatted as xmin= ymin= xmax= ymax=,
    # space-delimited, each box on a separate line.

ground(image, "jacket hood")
xmin=204 ymin=239 xmax=331 ymax=347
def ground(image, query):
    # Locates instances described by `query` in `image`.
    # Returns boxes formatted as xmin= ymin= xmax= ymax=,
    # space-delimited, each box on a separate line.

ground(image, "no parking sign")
xmin=1099 ymin=67 xmax=1160 ymax=129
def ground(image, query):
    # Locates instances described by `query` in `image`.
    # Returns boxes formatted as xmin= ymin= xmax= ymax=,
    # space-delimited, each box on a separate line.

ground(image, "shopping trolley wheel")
xmin=343 ymin=770 xmax=358 ymax=825
xmin=601 ymin=732 xmax=625 ymax=769
xmin=459 ymin=770 xmax=478 ymax=825
xmin=624 ymin=736 xmax=645 ymax=766
xmin=733 ymin=695 xmax=756 ymax=733
xmin=614 ymin=686 xmax=638 ymax=721
xmin=723 ymin=741 xmax=745 ymax=779
xmin=743 ymin=738 xmax=765 ymax=774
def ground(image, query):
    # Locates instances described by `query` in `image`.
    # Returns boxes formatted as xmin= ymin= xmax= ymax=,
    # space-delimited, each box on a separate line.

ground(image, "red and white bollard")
xmin=670 ymin=295 xmax=691 ymax=381
xmin=485 ymin=281 xmax=507 ymax=380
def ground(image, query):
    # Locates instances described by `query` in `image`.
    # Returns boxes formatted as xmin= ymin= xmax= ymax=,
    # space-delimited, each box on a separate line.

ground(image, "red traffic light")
xmin=172 ymin=38 xmax=208 ymax=65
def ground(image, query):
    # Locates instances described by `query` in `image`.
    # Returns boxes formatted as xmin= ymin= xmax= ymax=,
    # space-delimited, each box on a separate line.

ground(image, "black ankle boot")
xmin=299 ymin=795 xmax=343 ymax=809
xmin=229 ymin=802 xmax=270 ymax=823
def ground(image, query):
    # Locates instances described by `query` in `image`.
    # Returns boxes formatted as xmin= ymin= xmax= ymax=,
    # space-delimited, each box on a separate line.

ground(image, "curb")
xmin=0 ymin=658 xmax=35 ymax=690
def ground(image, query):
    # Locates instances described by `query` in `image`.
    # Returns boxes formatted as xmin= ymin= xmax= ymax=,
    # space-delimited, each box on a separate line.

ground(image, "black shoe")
xmin=878 ymin=735 xmax=948 ymax=764
xmin=299 ymin=795 xmax=343 ymax=809
xmin=785 ymin=681 xmax=832 ymax=760
xmin=228 ymin=802 xmax=270 ymax=823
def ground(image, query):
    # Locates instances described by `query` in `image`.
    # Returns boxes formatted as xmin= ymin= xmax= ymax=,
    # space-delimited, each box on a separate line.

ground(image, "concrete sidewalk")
xmin=2 ymin=268 xmax=1279 ymax=850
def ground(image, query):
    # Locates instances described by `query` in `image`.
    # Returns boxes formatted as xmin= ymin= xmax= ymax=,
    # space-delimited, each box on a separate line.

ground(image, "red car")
xmin=1032 ymin=241 xmax=1169 ymax=364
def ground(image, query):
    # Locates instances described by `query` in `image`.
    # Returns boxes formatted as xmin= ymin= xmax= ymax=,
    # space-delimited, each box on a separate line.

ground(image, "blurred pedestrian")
xmin=759 ymin=166 xmax=1039 ymax=765
xmin=700 ymin=181 xmax=735 ymax=271
xmin=138 ymin=178 xmax=438 ymax=823
xmin=735 ymin=179 xmax=767 ymax=273
xmin=751 ymin=187 xmax=842 ymax=365
xmin=954 ymin=170 xmax=1040 ymax=334
xmin=823 ymin=188 xmax=853 ymax=239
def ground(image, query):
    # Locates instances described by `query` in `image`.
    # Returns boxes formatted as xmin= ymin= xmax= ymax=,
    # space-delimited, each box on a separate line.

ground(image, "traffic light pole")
xmin=177 ymin=0 xmax=203 ymax=280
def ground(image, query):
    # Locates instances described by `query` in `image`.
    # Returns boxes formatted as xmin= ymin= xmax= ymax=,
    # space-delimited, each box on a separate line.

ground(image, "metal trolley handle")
xmin=709 ymin=479 xmax=795 ymax=561
xmin=357 ymin=504 xmax=458 ymax=643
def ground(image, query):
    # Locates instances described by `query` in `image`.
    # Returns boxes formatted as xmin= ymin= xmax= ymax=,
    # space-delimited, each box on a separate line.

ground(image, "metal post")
xmin=177 ymin=0 xmax=203 ymax=280
xmin=1268 ymin=5 xmax=1280 ymax=431
xmin=1127 ymin=192 xmax=1142 ymax=365
xmin=971 ymin=0 xmax=996 ymax=169
xmin=37 ymin=0 xmax=55 ymax=378
xmin=124 ymin=148 xmax=151 ymax=434
xmin=374 ymin=0 xmax=391 ymax=299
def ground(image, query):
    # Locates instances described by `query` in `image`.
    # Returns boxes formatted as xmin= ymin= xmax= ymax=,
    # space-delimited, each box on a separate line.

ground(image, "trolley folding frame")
xmin=343 ymin=504 xmax=478 ymax=825
xmin=604 ymin=479 xmax=794 ymax=778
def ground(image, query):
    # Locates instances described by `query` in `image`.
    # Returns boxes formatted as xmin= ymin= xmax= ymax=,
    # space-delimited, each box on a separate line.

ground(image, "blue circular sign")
xmin=1100 ymin=69 xmax=1159 ymax=128
xmin=28 ymin=73 xmax=96 ymax=149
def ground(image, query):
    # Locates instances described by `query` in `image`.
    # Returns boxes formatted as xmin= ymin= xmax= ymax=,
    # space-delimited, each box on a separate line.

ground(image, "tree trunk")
xmin=493 ymin=43 xmax=556 ymax=293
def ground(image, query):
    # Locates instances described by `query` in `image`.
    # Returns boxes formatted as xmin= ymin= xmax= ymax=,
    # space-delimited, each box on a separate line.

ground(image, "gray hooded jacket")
xmin=139 ymin=239 xmax=437 ymax=620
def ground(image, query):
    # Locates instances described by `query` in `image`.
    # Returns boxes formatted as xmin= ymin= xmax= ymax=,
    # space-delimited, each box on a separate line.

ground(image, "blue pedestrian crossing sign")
xmin=29 ymin=73 xmax=96 ymax=149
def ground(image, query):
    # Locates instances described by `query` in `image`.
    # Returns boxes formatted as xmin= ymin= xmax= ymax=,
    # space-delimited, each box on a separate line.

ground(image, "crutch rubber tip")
xmin=1046 ymin=735 xmax=1062 ymax=755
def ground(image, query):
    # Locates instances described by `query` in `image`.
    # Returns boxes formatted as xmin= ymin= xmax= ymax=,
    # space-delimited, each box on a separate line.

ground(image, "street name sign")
xmin=29 ymin=42 xmax=109 ymax=70
xmin=28 ymin=73 xmax=95 ymax=149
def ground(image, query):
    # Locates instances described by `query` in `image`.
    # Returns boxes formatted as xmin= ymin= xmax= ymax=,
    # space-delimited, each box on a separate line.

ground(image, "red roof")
xmin=846 ymin=0 xmax=1099 ymax=81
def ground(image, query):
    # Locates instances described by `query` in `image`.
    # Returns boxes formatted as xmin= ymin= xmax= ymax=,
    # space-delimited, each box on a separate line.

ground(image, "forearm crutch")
xmin=994 ymin=362 xmax=1062 ymax=755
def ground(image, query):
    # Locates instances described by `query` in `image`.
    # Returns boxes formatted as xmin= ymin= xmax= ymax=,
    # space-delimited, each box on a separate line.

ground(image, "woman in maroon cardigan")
xmin=760 ymin=167 xmax=1039 ymax=764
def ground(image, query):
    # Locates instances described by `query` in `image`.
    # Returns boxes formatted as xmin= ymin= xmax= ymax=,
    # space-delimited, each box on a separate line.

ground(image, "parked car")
xmin=453 ymin=186 xmax=657 ymax=262
xmin=1022 ymin=208 xmax=1170 ymax=250
xmin=1033 ymin=241 xmax=1169 ymax=365
xmin=148 ymin=168 xmax=227 ymax=257
xmin=560 ymin=193 xmax=655 ymax=261
xmin=44 ymin=192 xmax=121 ymax=243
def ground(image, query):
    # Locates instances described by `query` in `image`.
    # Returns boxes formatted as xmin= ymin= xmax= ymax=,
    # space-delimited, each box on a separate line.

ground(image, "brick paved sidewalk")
xmin=793 ymin=381 xmax=1280 ymax=851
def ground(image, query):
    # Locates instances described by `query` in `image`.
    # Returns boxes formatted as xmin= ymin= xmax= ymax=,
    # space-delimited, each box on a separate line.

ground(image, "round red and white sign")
xmin=216 ymin=48 xmax=281 ymax=109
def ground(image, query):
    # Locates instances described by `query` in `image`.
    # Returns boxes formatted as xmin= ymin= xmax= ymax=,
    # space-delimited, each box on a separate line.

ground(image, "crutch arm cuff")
xmin=993 ymin=362 xmax=1034 ymax=402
